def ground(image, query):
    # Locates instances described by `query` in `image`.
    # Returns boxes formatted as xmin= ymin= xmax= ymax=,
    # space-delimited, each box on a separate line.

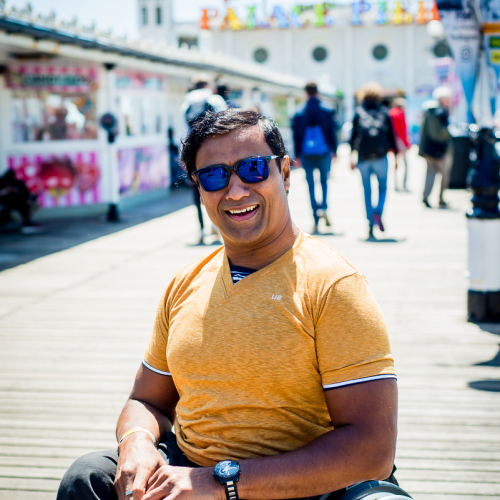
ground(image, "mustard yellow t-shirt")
xmin=143 ymin=231 xmax=396 ymax=467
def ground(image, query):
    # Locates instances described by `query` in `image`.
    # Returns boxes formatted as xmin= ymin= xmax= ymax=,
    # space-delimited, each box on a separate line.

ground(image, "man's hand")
xmin=350 ymin=162 xmax=357 ymax=170
xmin=115 ymin=434 xmax=166 ymax=500
xmin=143 ymin=465 xmax=224 ymax=500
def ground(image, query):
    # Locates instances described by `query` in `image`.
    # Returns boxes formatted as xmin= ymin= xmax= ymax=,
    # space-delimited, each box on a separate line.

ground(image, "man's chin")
xmin=222 ymin=226 xmax=264 ymax=248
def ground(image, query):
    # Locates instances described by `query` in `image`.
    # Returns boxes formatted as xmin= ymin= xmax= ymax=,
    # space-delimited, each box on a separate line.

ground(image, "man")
xmin=181 ymin=74 xmax=228 ymax=244
xmin=57 ymin=109 xmax=398 ymax=500
xmin=350 ymin=82 xmax=398 ymax=239
xmin=292 ymin=82 xmax=338 ymax=234
xmin=419 ymin=86 xmax=453 ymax=209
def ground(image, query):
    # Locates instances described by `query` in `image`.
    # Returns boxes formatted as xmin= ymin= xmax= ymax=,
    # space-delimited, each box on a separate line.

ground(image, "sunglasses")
xmin=192 ymin=155 xmax=280 ymax=192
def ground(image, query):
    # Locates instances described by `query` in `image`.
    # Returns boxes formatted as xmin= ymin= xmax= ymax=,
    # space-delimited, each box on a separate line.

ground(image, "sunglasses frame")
xmin=192 ymin=155 xmax=280 ymax=192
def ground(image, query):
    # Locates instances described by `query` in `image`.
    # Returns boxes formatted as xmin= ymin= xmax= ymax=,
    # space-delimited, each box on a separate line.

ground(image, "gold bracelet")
xmin=118 ymin=427 xmax=157 ymax=446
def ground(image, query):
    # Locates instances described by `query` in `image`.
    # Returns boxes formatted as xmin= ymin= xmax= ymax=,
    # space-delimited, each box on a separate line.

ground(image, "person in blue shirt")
xmin=292 ymin=82 xmax=338 ymax=233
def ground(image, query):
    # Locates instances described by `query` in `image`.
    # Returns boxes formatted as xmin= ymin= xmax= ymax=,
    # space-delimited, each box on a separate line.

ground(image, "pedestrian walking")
xmin=180 ymin=74 xmax=228 ymax=244
xmin=291 ymin=82 xmax=338 ymax=234
xmin=350 ymin=82 xmax=398 ymax=239
xmin=419 ymin=86 xmax=453 ymax=209
xmin=389 ymin=98 xmax=411 ymax=191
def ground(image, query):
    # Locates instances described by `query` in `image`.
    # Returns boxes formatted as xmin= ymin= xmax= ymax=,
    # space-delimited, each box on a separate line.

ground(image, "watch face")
xmin=214 ymin=460 xmax=239 ymax=478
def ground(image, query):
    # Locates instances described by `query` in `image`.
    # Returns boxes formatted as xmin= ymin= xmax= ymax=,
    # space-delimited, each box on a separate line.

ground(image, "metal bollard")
xmin=466 ymin=126 xmax=500 ymax=323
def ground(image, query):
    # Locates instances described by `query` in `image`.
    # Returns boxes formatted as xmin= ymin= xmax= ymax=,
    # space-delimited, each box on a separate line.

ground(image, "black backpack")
xmin=185 ymin=100 xmax=215 ymax=129
xmin=354 ymin=106 xmax=390 ymax=159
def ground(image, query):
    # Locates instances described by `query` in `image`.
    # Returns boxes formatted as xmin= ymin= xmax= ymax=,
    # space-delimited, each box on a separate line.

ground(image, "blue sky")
xmin=10 ymin=0 xmax=304 ymax=37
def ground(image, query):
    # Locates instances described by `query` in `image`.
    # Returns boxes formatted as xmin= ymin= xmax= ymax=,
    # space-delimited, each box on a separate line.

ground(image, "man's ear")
xmin=191 ymin=176 xmax=205 ymax=206
xmin=282 ymin=156 xmax=291 ymax=192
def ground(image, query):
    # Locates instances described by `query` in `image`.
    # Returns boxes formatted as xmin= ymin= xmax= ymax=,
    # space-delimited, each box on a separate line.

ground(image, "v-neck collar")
xmin=220 ymin=230 xmax=308 ymax=298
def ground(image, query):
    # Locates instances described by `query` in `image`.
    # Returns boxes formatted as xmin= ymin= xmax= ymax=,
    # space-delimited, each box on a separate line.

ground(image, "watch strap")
xmin=224 ymin=480 xmax=239 ymax=500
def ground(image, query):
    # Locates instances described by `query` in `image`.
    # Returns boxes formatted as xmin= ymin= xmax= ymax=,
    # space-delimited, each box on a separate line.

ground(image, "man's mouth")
xmin=225 ymin=204 xmax=259 ymax=221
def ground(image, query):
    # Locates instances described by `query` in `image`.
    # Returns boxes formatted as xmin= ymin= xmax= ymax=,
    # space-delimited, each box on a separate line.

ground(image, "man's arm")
xmin=114 ymin=364 xmax=179 ymax=500
xmin=142 ymin=378 xmax=397 ymax=500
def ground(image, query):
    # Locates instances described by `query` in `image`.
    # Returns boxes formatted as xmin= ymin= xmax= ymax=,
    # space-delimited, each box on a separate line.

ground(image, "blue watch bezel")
xmin=213 ymin=460 xmax=240 ymax=484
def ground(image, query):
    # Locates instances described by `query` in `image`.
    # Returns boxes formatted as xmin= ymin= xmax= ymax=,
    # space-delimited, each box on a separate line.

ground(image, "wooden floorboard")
xmin=0 ymin=146 xmax=499 ymax=498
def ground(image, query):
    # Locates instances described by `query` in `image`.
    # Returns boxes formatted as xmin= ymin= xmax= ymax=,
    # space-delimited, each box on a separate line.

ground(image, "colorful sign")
xmin=202 ymin=1 xmax=432 ymax=29
xmin=436 ymin=0 xmax=481 ymax=122
xmin=115 ymin=71 xmax=163 ymax=91
xmin=118 ymin=145 xmax=170 ymax=198
xmin=6 ymin=67 xmax=98 ymax=92
xmin=480 ymin=0 xmax=500 ymax=114
xmin=8 ymin=151 xmax=102 ymax=208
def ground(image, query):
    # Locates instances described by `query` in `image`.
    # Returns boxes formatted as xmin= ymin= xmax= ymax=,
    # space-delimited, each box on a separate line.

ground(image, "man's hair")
xmin=392 ymin=97 xmax=406 ymax=109
xmin=432 ymin=86 xmax=452 ymax=102
xmin=305 ymin=82 xmax=318 ymax=96
xmin=180 ymin=109 xmax=286 ymax=177
xmin=357 ymin=82 xmax=383 ymax=103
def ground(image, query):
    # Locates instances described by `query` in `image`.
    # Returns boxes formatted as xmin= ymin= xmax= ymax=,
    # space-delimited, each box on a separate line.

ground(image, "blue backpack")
xmin=302 ymin=125 xmax=328 ymax=156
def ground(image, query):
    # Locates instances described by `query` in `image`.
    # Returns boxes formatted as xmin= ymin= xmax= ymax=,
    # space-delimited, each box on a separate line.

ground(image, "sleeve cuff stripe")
xmin=142 ymin=358 xmax=172 ymax=376
xmin=323 ymin=374 xmax=397 ymax=391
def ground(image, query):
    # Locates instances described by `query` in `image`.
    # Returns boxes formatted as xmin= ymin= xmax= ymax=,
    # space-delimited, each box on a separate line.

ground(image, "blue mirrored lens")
xmin=238 ymin=157 xmax=268 ymax=182
xmin=198 ymin=166 xmax=229 ymax=191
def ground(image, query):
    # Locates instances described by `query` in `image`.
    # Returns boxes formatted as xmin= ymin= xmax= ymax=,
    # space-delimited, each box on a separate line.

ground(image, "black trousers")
xmin=56 ymin=432 xmax=398 ymax=500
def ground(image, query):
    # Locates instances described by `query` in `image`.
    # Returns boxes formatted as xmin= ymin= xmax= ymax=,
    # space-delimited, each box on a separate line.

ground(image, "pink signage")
xmin=115 ymin=71 xmax=163 ymax=91
xmin=6 ymin=66 xmax=98 ymax=92
xmin=8 ymin=151 xmax=103 ymax=208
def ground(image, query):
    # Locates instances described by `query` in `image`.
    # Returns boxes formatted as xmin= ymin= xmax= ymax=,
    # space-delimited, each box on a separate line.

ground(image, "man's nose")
xmin=225 ymin=172 xmax=250 ymax=201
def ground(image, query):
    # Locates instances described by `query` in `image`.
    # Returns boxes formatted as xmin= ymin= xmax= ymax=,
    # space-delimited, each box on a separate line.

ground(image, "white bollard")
xmin=467 ymin=218 xmax=500 ymax=321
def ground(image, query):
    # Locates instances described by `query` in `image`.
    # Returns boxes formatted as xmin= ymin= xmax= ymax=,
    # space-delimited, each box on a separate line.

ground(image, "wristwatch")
xmin=213 ymin=460 xmax=241 ymax=500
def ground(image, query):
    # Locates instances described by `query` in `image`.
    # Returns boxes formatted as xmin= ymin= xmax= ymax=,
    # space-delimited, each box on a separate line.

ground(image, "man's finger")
xmin=131 ymin=469 xmax=151 ymax=500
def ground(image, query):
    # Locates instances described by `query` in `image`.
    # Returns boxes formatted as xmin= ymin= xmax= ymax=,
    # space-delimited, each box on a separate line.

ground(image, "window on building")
xmin=156 ymin=6 xmax=162 ymax=25
xmin=178 ymin=36 xmax=198 ymax=48
xmin=141 ymin=7 xmax=148 ymax=26
xmin=253 ymin=48 xmax=268 ymax=64
xmin=372 ymin=44 xmax=388 ymax=61
xmin=312 ymin=46 xmax=328 ymax=62
xmin=11 ymin=91 xmax=97 ymax=142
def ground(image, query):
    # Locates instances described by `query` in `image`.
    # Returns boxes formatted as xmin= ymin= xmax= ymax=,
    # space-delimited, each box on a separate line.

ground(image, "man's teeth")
xmin=229 ymin=205 xmax=257 ymax=214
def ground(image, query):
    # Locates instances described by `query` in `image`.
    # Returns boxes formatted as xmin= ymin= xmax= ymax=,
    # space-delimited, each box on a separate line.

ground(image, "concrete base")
xmin=468 ymin=290 xmax=500 ymax=323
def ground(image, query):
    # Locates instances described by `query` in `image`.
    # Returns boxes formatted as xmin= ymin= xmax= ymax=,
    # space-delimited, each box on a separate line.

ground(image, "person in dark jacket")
xmin=292 ymin=82 xmax=338 ymax=233
xmin=350 ymin=82 xmax=398 ymax=238
xmin=419 ymin=87 xmax=453 ymax=208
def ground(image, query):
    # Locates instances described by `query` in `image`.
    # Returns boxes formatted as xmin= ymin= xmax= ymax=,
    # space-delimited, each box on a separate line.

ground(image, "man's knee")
xmin=57 ymin=450 xmax=118 ymax=500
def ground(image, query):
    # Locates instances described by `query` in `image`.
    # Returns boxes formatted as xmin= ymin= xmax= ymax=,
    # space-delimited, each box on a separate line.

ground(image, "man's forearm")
xmin=116 ymin=398 xmax=173 ymax=445
xmin=237 ymin=424 xmax=395 ymax=500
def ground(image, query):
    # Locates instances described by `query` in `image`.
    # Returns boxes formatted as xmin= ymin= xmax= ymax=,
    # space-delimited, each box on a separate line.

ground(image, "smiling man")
xmin=57 ymin=110 xmax=399 ymax=500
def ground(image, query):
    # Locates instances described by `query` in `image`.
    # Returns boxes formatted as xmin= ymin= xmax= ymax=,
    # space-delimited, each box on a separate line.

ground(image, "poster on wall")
xmin=8 ymin=151 xmax=102 ymax=208
xmin=118 ymin=145 xmax=170 ymax=198
xmin=436 ymin=0 xmax=481 ymax=122
xmin=480 ymin=0 xmax=500 ymax=114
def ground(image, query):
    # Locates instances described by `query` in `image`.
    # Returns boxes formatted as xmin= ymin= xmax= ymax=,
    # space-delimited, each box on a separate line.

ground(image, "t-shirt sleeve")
xmin=142 ymin=282 xmax=174 ymax=376
xmin=315 ymin=272 xmax=396 ymax=390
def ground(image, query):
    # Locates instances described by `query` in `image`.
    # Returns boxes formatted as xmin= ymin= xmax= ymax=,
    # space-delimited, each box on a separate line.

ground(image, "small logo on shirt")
xmin=271 ymin=294 xmax=282 ymax=300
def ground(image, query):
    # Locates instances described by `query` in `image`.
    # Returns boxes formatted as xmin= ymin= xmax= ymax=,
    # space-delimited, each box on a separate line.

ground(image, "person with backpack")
xmin=419 ymin=86 xmax=453 ymax=209
xmin=292 ymin=82 xmax=338 ymax=233
xmin=350 ymin=82 xmax=398 ymax=239
xmin=180 ymin=75 xmax=228 ymax=244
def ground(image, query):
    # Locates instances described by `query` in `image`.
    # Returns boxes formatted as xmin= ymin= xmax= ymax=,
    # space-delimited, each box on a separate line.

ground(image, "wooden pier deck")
xmin=0 ymin=147 xmax=499 ymax=499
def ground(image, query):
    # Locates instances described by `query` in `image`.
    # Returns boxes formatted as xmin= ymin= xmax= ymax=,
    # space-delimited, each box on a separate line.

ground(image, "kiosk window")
xmin=11 ymin=91 xmax=97 ymax=142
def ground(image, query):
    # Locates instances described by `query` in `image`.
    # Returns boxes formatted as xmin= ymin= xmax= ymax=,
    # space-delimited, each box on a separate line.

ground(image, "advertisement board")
xmin=8 ymin=151 xmax=102 ymax=208
xmin=118 ymin=145 xmax=170 ymax=198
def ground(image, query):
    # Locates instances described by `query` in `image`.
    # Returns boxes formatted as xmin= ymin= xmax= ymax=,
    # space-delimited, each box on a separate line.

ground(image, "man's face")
xmin=194 ymin=126 xmax=291 ymax=249
xmin=440 ymin=96 xmax=451 ymax=110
